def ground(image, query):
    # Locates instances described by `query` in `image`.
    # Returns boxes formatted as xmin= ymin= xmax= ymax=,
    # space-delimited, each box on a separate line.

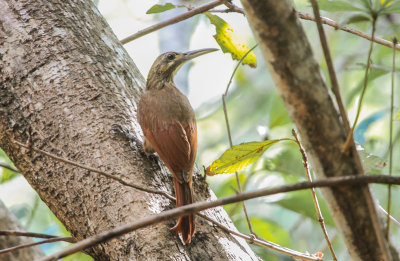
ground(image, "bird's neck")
xmin=146 ymin=73 xmax=175 ymax=91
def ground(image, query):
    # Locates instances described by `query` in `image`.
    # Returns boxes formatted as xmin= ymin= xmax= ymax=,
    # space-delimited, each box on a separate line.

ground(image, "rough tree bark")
xmin=0 ymin=0 xmax=259 ymax=260
xmin=240 ymin=0 xmax=398 ymax=260
xmin=0 ymin=202 xmax=44 ymax=261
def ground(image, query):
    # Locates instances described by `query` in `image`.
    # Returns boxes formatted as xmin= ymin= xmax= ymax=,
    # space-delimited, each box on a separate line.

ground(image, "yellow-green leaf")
xmin=204 ymin=13 xmax=257 ymax=68
xmin=206 ymin=139 xmax=291 ymax=176
xmin=146 ymin=3 xmax=180 ymax=14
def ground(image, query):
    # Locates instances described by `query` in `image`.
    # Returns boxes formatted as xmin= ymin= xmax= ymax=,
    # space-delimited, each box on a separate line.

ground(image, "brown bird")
xmin=137 ymin=48 xmax=218 ymax=244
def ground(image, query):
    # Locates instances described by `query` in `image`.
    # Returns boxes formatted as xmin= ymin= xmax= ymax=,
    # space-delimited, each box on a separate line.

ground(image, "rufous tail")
xmin=171 ymin=176 xmax=195 ymax=244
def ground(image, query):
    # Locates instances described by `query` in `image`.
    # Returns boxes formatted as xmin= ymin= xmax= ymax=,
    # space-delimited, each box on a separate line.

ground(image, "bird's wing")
xmin=143 ymin=121 xmax=197 ymax=183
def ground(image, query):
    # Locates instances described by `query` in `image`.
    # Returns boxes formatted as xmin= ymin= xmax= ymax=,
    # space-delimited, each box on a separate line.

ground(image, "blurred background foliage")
xmin=0 ymin=0 xmax=399 ymax=260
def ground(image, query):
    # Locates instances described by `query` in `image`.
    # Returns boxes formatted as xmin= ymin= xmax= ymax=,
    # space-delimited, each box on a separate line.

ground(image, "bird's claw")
xmin=111 ymin=124 xmax=142 ymax=148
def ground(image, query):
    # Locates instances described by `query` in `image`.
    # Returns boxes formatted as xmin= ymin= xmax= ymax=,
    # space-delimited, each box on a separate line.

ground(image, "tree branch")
xmin=239 ymin=1 xmax=392 ymax=259
xmin=41 ymin=174 xmax=400 ymax=261
xmin=120 ymin=0 xmax=223 ymax=44
xmin=292 ymin=129 xmax=337 ymax=260
xmin=0 ymin=237 xmax=74 ymax=256
xmin=13 ymin=140 xmax=175 ymax=201
xmin=0 ymin=231 xmax=64 ymax=239
xmin=11 ymin=139 xmax=318 ymax=260
xmin=198 ymin=214 xmax=321 ymax=261
xmin=297 ymin=12 xmax=400 ymax=51
xmin=221 ymin=44 xmax=258 ymax=236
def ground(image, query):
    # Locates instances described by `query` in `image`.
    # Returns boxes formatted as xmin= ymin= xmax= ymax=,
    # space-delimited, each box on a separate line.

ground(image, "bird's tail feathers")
xmin=171 ymin=176 xmax=195 ymax=244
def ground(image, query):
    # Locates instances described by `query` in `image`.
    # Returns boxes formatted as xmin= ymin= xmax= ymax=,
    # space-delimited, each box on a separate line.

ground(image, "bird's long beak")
xmin=181 ymin=48 xmax=219 ymax=62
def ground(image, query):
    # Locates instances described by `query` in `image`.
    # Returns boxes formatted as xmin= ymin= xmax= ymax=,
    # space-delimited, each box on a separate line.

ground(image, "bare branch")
xmin=13 ymin=140 xmax=175 ymax=201
xmin=13 ymin=138 xmax=318 ymax=260
xmin=120 ymin=0 xmax=223 ymax=44
xmin=0 ymin=231 xmax=62 ymax=239
xmin=309 ymin=0 xmax=350 ymax=135
xmin=211 ymin=4 xmax=400 ymax=52
xmin=40 ymin=174 xmax=400 ymax=261
xmin=221 ymin=44 xmax=258 ymax=236
xmin=343 ymin=16 xmax=377 ymax=152
xmin=292 ymin=129 xmax=337 ymax=260
xmin=386 ymin=37 xmax=397 ymax=239
xmin=198 ymin=213 xmax=321 ymax=261
xmin=0 ymin=237 xmax=74 ymax=256
xmin=297 ymin=12 xmax=400 ymax=51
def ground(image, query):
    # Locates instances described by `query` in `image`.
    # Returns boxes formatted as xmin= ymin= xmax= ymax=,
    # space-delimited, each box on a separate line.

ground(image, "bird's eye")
xmin=167 ymin=53 xmax=175 ymax=60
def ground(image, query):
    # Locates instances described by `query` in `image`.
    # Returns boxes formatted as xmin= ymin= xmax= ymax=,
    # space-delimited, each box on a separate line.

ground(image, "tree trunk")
xmin=0 ymin=0 xmax=259 ymax=260
xmin=240 ymin=0 xmax=397 ymax=260
xmin=0 ymin=202 xmax=44 ymax=261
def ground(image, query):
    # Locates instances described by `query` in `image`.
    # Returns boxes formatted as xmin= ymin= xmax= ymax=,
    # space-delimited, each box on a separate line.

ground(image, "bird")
xmin=137 ymin=48 xmax=218 ymax=244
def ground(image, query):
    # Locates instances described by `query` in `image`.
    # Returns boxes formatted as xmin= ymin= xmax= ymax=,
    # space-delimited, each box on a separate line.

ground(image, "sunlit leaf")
xmin=146 ymin=3 xmax=182 ymax=14
xmin=204 ymin=13 xmax=257 ymax=68
xmin=206 ymin=139 xmax=290 ymax=175
xmin=317 ymin=0 xmax=367 ymax=12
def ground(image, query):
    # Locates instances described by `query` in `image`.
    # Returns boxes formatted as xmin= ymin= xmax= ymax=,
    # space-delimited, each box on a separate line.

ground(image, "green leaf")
xmin=146 ymin=3 xmax=179 ymax=14
xmin=204 ymin=13 xmax=257 ymax=68
xmin=0 ymin=148 xmax=19 ymax=183
xmin=237 ymin=217 xmax=292 ymax=247
xmin=340 ymin=13 xmax=372 ymax=26
xmin=0 ymin=168 xmax=19 ymax=183
xmin=317 ymin=0 xmax=367 ymax=12
xmin=206 ymin=139 xmax=291 ymax=175
xmin=380 ymin=1 xmax=400 ymax=13
xmin=276 ymin=175 xmax=335 ymax=226
xmin=346 ymin=67 xmax=390 ymax=106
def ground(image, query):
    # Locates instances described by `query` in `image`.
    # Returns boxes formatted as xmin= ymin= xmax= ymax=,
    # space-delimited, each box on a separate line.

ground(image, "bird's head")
xmin=147 ymin=48 xmax=218 ymax=88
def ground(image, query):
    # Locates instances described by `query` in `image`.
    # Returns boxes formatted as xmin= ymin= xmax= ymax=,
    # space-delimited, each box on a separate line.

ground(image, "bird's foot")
xmin=111 ymin=124 xmax=142 ymax=150
xmin=111 ymin=124 xmax=158 ymax=163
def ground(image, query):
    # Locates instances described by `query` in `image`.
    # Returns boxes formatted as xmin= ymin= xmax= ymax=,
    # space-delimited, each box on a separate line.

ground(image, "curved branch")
xmin=120 ymin=0 xmax=223 ymax=44
xmin=42 ymin=174 xmax=400 ymax=261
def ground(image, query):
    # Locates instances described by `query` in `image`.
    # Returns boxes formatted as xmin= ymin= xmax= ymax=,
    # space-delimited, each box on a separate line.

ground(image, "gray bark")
xmin=0 ymin=201 xmax=44 ymax=261
xmin=0 ymin=0 xmax=259 ymax=260
xmin=240 ymin=0 xmax=398 ymax=260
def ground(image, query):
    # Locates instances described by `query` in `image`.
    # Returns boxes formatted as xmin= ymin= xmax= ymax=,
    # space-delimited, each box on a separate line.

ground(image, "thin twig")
xmin=378 ymin=204 xmax=400 ymax=227
xmin=0 ymin=162 xmax=19 ymax=173
xmin=40 ymin=174 xmax=400 ymax=261
xmin=0 ymin=230 xmax=63 ymax=239
xmin=342 ymin=16 xmax=378 ymax=152
xmin=13 ymin=140 xmax=175 ymax=201
xmin=297 ymin=12 xmax=400 ymax=51
xmin=8 ymin=140 xmax=318 ymax=259
xmin=292 ymin=129 xmax=337 ymax=260
xmin=386 ymin=37 xmax=397 ymax=239
xmin=309 ymin=0 xmax=349 ymax=134
xmin=221 ymin=44 xmax=258 ymax=235
xmin=120 ymin=0 xmax=223 ymax=44
xmin=197 ymin=213 xmax=321 ymax=261
xmin=211 ymin=4 xmax=400 ymax=52
xmin=13 ymin=140 xmax=309 ymax=259
xmin=0 ymin=237 xmax=74 ymax=256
